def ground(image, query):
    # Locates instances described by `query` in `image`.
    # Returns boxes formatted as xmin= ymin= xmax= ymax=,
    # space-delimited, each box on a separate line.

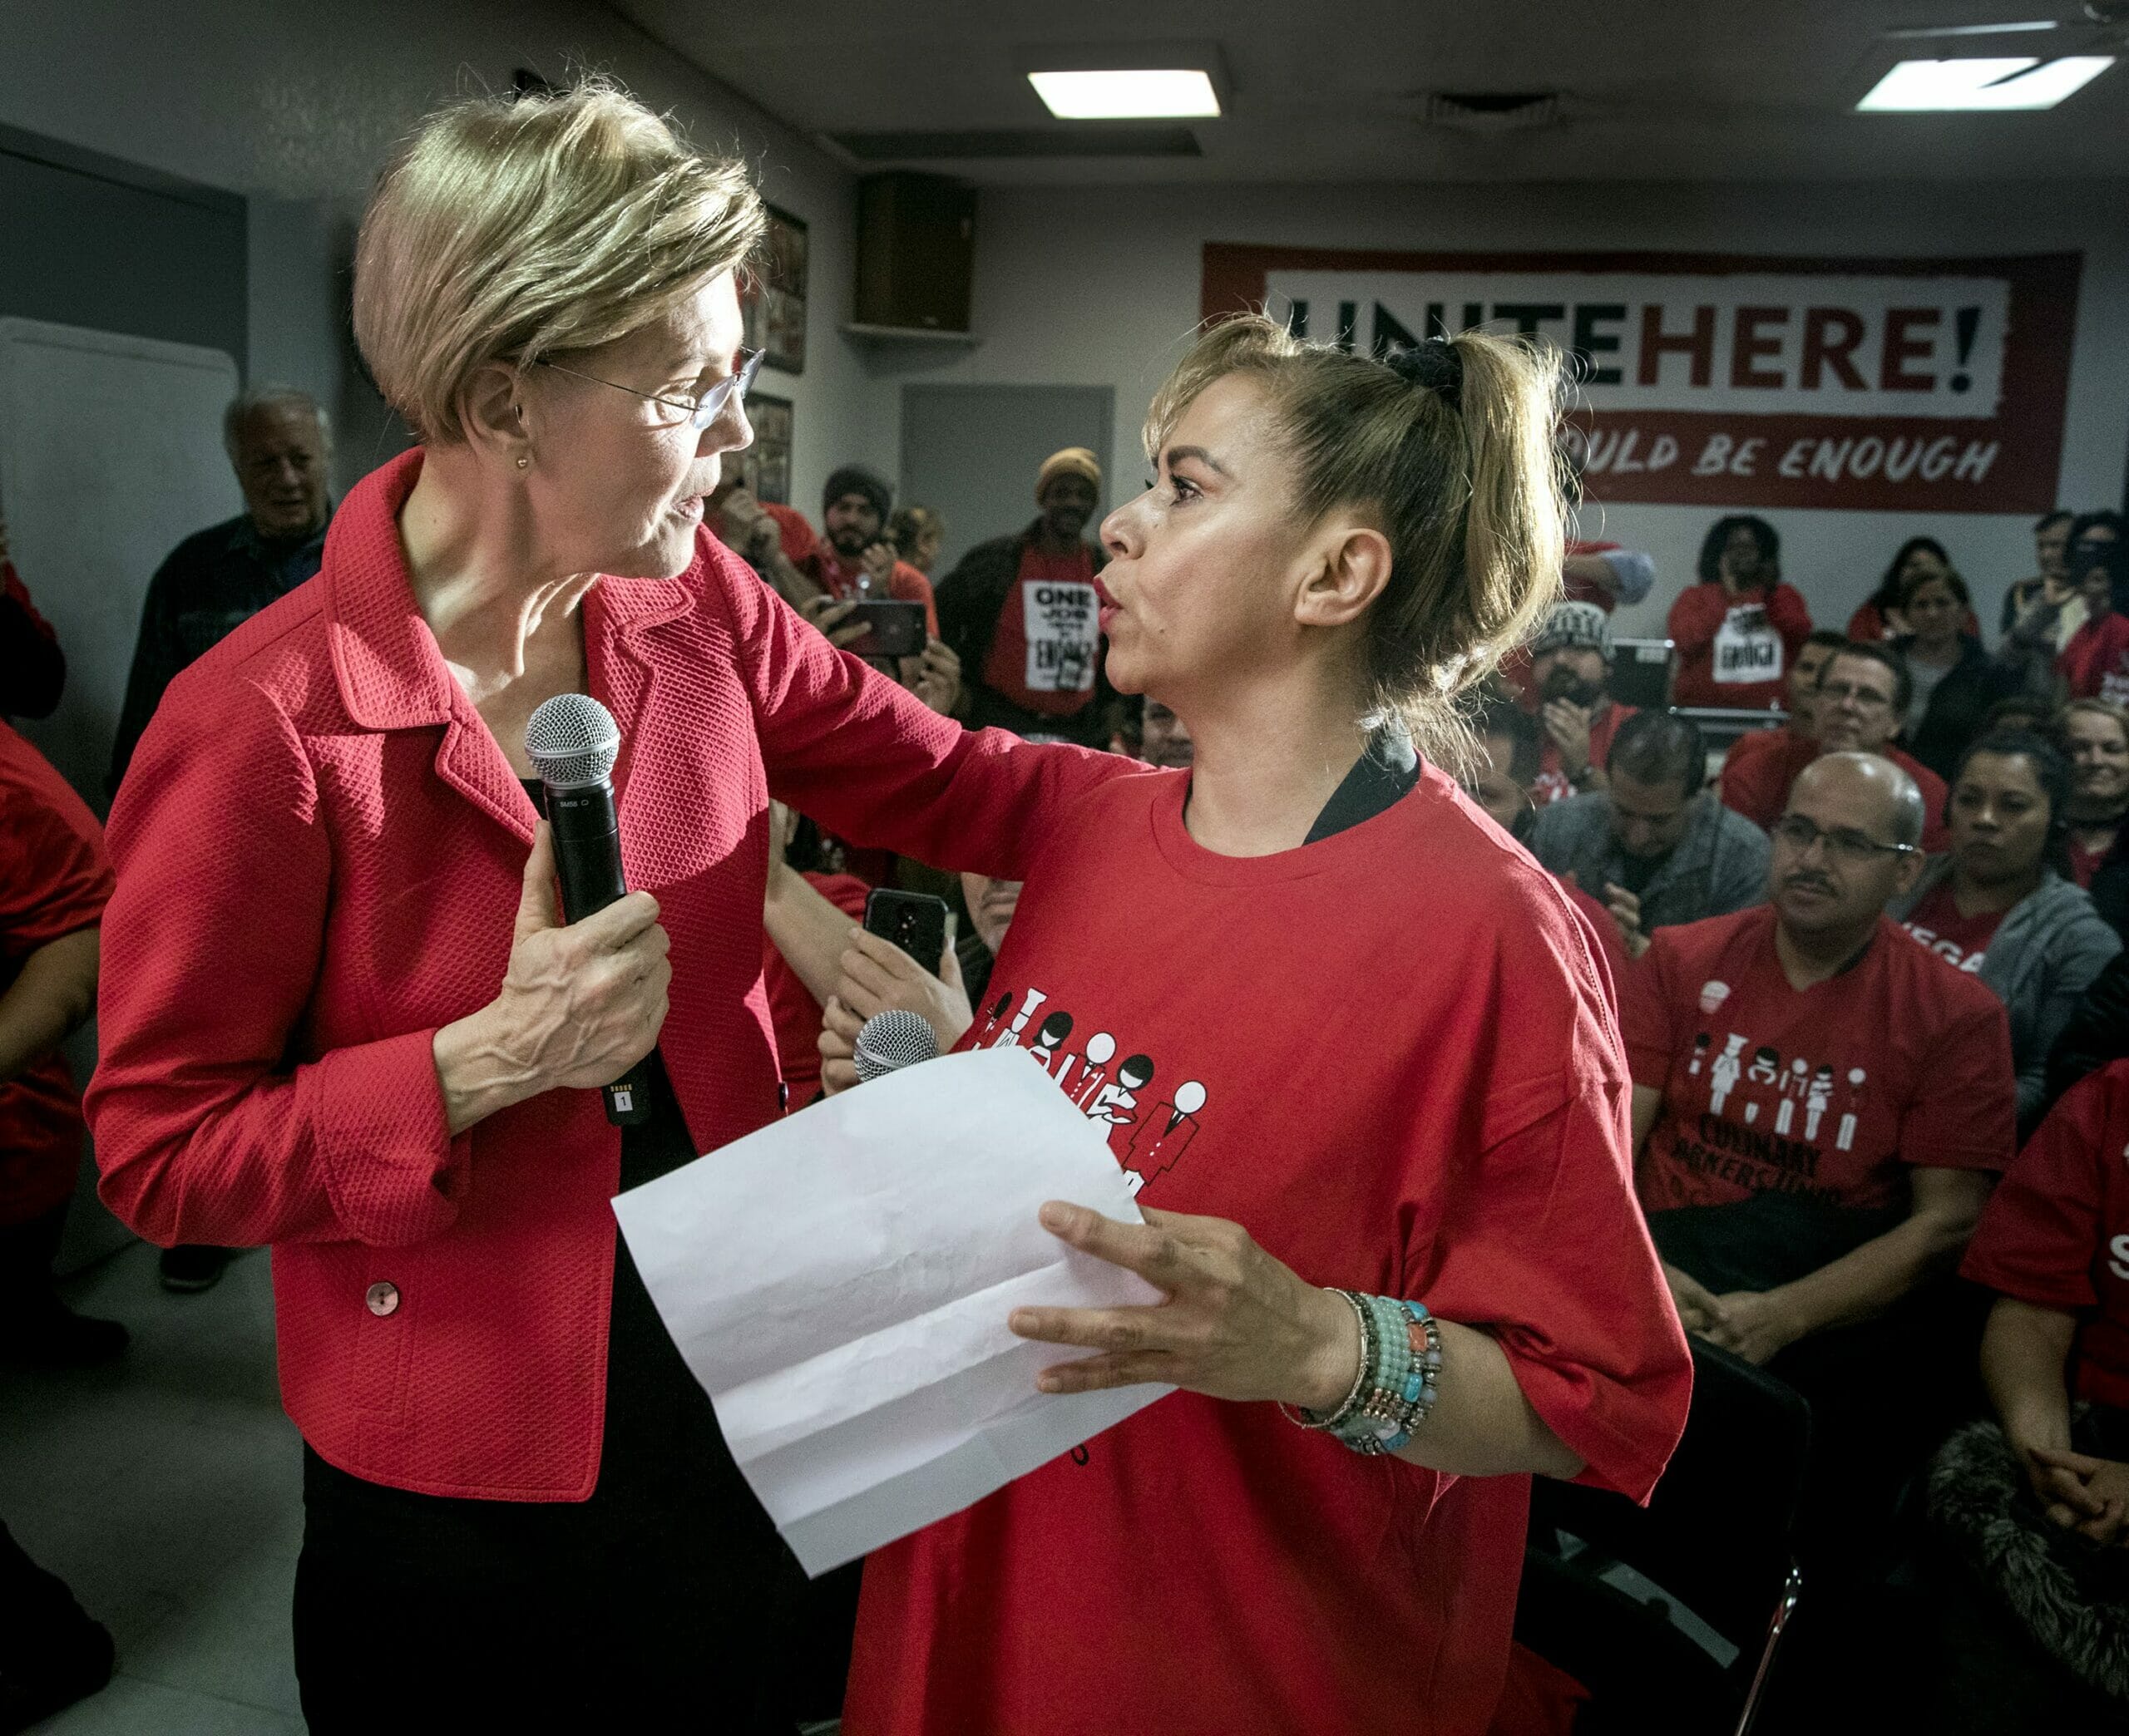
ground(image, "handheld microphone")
xmin=853 ymin=1010 xmax=941 ymax=1082
xmin=525 ymin=693 xmax=652 ymax=1127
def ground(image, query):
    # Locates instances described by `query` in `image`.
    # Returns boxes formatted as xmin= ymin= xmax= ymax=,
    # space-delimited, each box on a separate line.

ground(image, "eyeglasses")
xmin=1771 ymin=814 xmax=1919 ymax=865
xmin=537 ymin=348 xmax=764 ymax=432
xmin=1817 ymin=681 xmax=1893 ymax=710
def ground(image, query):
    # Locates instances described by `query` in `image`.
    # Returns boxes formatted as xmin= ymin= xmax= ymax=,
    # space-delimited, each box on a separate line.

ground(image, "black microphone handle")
xmin=544 ymin=778 xmax=654 ymax=1127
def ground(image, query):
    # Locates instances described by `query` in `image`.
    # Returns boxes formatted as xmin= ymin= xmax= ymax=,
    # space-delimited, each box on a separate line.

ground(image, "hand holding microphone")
xmin=430 ymin=695 xmax=670 ymax=1134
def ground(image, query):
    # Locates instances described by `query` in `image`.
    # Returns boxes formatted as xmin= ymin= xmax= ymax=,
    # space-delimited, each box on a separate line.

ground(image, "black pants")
xmin=0 ymin=1204 xmax=67 ymax=1336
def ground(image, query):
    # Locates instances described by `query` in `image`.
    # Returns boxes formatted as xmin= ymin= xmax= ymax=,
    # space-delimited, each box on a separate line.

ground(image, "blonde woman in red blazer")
xmin=84 ymin=83 xmax=1118 ymax=1732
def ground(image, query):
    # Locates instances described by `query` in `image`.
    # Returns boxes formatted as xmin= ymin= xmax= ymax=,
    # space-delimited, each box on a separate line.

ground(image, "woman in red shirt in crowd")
xmin=1845 ymin=535 xmax=1981 ymax=644
xmin=2057 ymin=512 xmax=2129 ymax=703
xmin=1929 ymin=1058 xmax=2129 ymax=1727
xmin=842 ymin=316 xmax=1692 ymax=1735
xmin=83 ymin=83 xmax=1118 ymax=1732
xmin=1667 ymin=514 xmax=1814 ymax=710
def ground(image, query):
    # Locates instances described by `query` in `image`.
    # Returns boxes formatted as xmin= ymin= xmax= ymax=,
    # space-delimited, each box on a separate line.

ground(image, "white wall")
xmin=0 ymin=0 xmax=893 ymax=509
xmin=874 ymin=178 xmax=2129 ymax=639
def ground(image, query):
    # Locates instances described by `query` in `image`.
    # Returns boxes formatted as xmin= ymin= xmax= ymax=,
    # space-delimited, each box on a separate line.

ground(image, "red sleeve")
xmin=1960 ymin=1065 xmax=2118 ymax=1309
xmin=1846 ymin=603 xmax=1884 ymax=642
xmin=1414 ymin=917 xmax=1691 ymax=1502
xmin=716 ymin=543 xmax=1129 ymax=880
xmin=1664 ymin=584 xmax=1726 ymax=658
xmin=1619 ymin=926 xmax=1680 ymax=1085
xmin=891 ymin=561 xmax=941 ymax=637
xmin=86 ymin=679 xmax=468 ymax=1250
xmin=765 ymin=502 xmax=818 ymax=565
xmin=1769 ymin=584 xmax=1814 ymax=653
xmin=1898 ymin=985 xmax=2015 ymax=1175
xmin=0 ymin=726 xmax=112 ymax=952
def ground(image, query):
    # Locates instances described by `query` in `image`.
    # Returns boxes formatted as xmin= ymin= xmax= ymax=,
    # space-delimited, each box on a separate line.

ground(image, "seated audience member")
xmin=1891 ymin=732 xmax=2120 ymax=1132
xmin=1524 ymin=600 xmax=1634 ymax=803
xmin=1986 ymin=693 xmax=2054 ymax=737
xmin=2060 ymin=698 xmax=2129 ymax=887
xmin=0 ymin=722 xmax=123 ymax=1367
xmin=1715 ymin=625 xmax=1847 ymax=793
xmin=1529 ymin=709 xmax=1770 ymax=959
xmin=709 ymin=471 xmax=818 ymax=606
xmin=888 ymin=505 xmax=945 ymax=577
xmin=1925 ymin=1060 xmax=2129 ymax=1730
xmin=1848 ymin=535 xmax=1977 ymax=643
xmin=935 ymin=446 xmax=1114 ymax=747
xmin=1899 ymin=565 xmax=2025 ymax=782
xmin=2001 ymin=508 xmax=2083 ymax=648
xmin=0 ymin=510 xmax=64 ymax=722
xmin=2056 ymin=511 xmax=2129 ymax=702
xmin=1464 ymin=697 xmax=1628 ymax=969
xmin=1628 ymin=751 xmax=2010 ymax=1346
xmin=2043 ymin=947 xmax=2129 ymax=1117
xmin=1667 ymin=514 xmax=1813 ymax=709
xmin=758 ymin=802 xmax=872 ymax=1107
xmin=1721 ymin=642 xmax=1951 ymax=850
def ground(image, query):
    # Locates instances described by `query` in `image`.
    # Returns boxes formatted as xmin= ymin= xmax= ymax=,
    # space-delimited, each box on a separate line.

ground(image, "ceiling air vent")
xmin=1425 ymin=91 xmax=1561 ymax=133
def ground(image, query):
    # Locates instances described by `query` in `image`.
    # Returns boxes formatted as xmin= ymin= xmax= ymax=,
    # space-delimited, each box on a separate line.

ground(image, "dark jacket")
xmin=1898 ymin=634 xmax=2024 ymax=784
xmin=935 ymin=518 xmax=1114 ymax=747
xmin=2043 ymin=946 xmax=2129 ymax=1117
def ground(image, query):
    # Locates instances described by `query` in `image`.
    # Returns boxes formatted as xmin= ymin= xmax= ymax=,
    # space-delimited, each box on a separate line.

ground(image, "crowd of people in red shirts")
xmin=10 ymin=430 xmax=2129 ymax=1730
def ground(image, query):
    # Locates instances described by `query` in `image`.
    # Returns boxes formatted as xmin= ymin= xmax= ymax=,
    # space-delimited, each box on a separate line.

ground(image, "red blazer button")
xmin=365 ymin=1281 xmax=400 ymax=1317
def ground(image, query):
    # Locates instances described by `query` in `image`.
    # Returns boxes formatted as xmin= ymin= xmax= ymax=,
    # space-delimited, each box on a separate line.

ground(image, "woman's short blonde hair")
xmin=353 ymin=79 xmax=766 ymax=444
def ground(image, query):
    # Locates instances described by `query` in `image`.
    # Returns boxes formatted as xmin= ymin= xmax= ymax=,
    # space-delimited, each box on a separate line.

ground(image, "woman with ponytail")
xmin=837 ymin=317 xmax=1692 ymax=1734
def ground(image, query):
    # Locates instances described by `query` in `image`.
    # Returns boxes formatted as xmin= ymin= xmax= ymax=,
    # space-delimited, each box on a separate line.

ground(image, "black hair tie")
xmin=1386 ymin=338 xmax=1463 ymax=408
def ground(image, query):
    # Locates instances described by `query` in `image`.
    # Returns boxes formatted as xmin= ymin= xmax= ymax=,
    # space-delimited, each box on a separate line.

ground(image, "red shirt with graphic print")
xmin=978 ymin=542 xmax=1100 ymax=719
xmin=1962 ymin=1059 xmax=2129 ymax=1410
xmin=1900 ymin=880 xmax=2003 ymax=974
xmin=1623 ymin=905 xmax=2013 ymax=1214
xmin=1666 ymin=580 xmax=1814 ymax=711
xmin=846 ymin=766 xmax=1691 ymax=1736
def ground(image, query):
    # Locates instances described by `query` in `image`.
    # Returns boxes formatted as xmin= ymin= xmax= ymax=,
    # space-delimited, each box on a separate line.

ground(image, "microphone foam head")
xmin=526 ymin=693 xmax=620 ymax=788
xmin=853 ymin=1009 xmax=941 ymax=1082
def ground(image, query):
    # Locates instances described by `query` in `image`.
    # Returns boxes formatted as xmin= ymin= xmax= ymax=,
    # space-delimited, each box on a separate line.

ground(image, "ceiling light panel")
xmin=1857 ymin=55 xmax=2116 ymax=111
xmin=1027 ymin=69 xmax=1222 ymax=121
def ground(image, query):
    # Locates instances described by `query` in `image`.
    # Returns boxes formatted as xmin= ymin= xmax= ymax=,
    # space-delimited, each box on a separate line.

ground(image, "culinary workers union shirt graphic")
xmin=1623 ymin=905 xmax=2013 ymax=1213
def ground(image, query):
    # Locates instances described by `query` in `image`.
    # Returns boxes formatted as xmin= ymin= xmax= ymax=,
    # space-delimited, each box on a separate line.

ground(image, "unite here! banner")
xmin=1199 ymin=245 xmax=2082 ymax=514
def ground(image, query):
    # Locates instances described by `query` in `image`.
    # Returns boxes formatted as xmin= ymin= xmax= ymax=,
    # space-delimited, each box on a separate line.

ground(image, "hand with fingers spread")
xmin=1540 ymin=698 xmax=1593 ymax=779
xmin=1006 ymin=1201 xmax=1361 ymax=1410
xmin=431 ymin=821 xmax=672 ymax=1133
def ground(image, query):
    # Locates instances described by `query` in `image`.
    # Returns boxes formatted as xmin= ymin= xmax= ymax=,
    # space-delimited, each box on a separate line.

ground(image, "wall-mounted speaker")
xmin=853 ymin=173 xmax=976 ymax=334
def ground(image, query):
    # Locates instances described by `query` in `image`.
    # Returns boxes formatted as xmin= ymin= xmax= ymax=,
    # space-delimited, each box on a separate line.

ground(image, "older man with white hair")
xmin=109 ymin=384 xmax=331 ymax=1295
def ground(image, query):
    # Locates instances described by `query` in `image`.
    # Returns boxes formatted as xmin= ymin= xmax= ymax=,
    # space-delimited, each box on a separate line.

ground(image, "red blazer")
xmin=86 ymin=450 xmax=1124 ymax=1502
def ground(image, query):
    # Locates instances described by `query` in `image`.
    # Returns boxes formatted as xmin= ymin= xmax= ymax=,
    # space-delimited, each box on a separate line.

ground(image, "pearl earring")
xmin=516 ymin=456 xmax=530 ymax=470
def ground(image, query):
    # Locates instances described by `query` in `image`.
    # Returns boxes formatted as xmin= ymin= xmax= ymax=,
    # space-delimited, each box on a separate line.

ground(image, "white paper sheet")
xmin=613 ymin=1045 xmax=1171 ymax=1575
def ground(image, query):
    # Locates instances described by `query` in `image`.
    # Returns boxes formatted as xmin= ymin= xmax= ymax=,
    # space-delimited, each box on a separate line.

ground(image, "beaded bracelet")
xmin=1282 ymin=1290 xmax=1445 ymax=1456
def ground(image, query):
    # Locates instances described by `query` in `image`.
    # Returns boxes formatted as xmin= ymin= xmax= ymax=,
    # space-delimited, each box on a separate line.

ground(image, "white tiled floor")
xmin=2 ymin=1243 xmax=305 ymax=1734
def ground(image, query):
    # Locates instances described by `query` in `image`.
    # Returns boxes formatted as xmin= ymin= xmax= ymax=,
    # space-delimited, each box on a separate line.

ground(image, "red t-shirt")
xmin=1531 ymin=703 xmax=1636 ymax=806
xmin=979 ymin=542 xmax=1101 ymax=719
xmin=760 ymin=870 xmax=870 ymax=1106
xmin=2059 ymin=611 xmax=2129 ymax=705
xmin=846 ymin=767 xmax=1691 ymax=1736
xmin=800 ymin=549 xmax=940 ymax=637
xmin=0 ymin=723 xmax=113 ymax=1226
xmin=1666 ymin=581 xmax=1814 ymax=711
xmin=1900 ymin=880 xmax=2003 ymax=975
xmin=2070 ymin=831 xmax=2117 ymax=890
xmin=1717 ymin=730 xmax=1950 ymax=853
xmin=1623 ymin=906 xmax=2013 ymax=1213
xmin=1963 ymin=1060 xmax=2129 ymax=1409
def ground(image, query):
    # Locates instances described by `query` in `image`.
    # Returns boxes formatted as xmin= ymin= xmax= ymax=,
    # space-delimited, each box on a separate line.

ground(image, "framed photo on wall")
xmin=742 ymin=392 xmax=793 ymax=505
xmin=742 ymin=205 xmax=809 ymax=374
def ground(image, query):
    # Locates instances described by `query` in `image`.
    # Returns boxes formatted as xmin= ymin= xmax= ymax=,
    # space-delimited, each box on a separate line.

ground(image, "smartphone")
xmin=847 ymin=598 xmax=927 ymax=659
xmin=863 ymin=888 xmax=950 ymax=976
